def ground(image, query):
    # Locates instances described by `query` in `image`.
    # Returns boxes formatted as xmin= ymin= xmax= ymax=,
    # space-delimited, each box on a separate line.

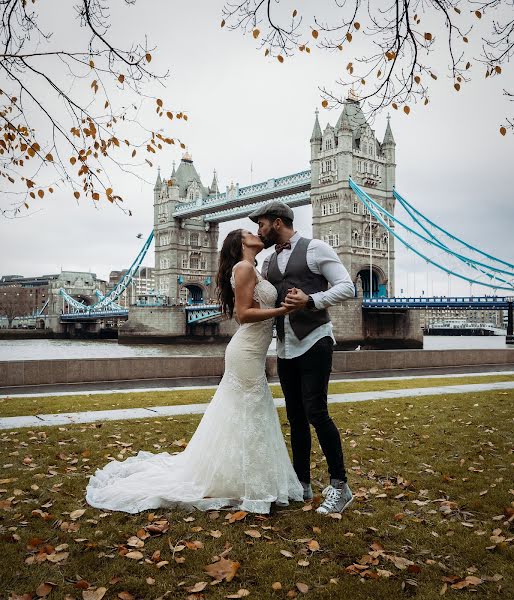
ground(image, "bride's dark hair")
xmin=216 ymin=229 xmax=244 ymax=318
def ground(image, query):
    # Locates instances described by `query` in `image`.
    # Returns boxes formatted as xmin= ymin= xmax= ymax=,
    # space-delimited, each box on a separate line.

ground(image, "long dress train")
xmin=85 ymin=269 xmax=303 ymax=513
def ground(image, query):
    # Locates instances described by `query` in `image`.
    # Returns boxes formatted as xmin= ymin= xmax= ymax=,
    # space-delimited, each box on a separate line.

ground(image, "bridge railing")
xmin=363 ymin=296 xmax=511 ymax=309
xmin=173 ymin=169 xmax=312 ymax=218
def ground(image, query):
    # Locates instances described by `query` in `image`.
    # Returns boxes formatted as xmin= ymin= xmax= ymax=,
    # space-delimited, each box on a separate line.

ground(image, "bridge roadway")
xmin=60 ymin=310 xmax=128 ymax=322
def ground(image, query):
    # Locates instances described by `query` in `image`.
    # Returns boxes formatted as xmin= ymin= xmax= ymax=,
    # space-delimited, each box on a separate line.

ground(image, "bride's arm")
xmin=233 ymin=261 xmax=289 ymax=324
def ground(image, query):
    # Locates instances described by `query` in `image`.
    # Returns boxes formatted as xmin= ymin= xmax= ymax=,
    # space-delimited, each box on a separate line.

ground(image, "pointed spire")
xmin=171 ymin=160 xmax=176 ymax=177
xmin=154 ymin=166 xmax=162 ymax=191
xmin=209 ymin=169 xmax=219 ymax=194
xmin=337 ymin=103 xmax=351 ymax=131
xmin=383 ymin=114 xmax=395 ymax=145
xmin=310 ymin=108 xmax=322 ymax=142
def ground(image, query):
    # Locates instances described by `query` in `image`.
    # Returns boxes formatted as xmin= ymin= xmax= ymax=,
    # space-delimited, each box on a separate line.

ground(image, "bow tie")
xmin=275 ymin=241 xmax=292 ymax=254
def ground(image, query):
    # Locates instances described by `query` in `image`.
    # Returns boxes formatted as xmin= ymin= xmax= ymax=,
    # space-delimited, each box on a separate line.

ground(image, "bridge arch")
xmin=180 ymin=283 xmax=206 ymax=305
xmin=356 ymin=266 xmax=387 ymax=298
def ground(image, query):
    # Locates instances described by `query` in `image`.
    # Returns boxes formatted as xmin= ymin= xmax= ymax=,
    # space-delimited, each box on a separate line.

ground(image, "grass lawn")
xmin=1 ymin=373 xmax=514 ymax=418
xmin=0 ymin=389 xmax=513 ymax=599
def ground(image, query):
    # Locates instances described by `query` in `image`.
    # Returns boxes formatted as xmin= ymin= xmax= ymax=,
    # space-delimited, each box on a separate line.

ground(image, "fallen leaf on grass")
xmin=385 ymin=554 xmax=415 ymax=570
xmin=117 ymin=593 xmax=135 ymax=600
xmin=186 ymin=581 xmax=208 ymax=593
xmin=307 ymin=540 xmax=320 ymax=552
xmin=204 ymin=557 xmax=240 ymax=582
xmin=227 ymin=511 xmax=248 ymax=523
xmin=244 ymin=530 xmax=261 ymax=538
xmin=69 ymin=509 xmax=86 ymax=520
xmin=280 ymin=550 xmax=294 ymax=558
xmin=296 ymin=582 xmax=309 ymax=594
xmin=272 ymin=582 xmax=282 ymax=590
xmin=82 ymin=588 xmax=107 ymax=600
xmin=46 ymin=552 xmax=69 ymax=563
xmin=125 ymin=551 xmax=143 ymax=560
xmin=225 ymin=590 xmax=250 ymax=598
xmin=36 ymin=582 xmax=56 ymax=597
xmin=451 ymin=576 xmax=482 ymax=589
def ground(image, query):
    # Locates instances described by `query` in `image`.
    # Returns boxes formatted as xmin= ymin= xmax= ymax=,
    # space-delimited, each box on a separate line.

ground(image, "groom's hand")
xmin=283 ymin=287 xmax=310 ymax=310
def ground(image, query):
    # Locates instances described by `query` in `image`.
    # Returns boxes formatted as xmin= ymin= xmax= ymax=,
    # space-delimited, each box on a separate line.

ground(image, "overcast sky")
xmin=1 ymin=0 xmax=513 ymax=297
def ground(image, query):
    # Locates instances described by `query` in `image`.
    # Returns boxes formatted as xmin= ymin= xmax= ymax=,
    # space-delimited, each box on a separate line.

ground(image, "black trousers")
xmin=277 ymin=336 xmax=347 ymax=484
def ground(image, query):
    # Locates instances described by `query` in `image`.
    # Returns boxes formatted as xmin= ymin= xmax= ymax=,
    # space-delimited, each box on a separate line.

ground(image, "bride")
xmin=85 ymin=229 xmax=304 ymax=514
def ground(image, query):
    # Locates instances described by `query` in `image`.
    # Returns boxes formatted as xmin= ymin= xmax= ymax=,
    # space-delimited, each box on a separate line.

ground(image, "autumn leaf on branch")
xmin=0 ymin=0 xmax=186 ymax=217
xmin=220 ymin=0 xmax=513 ymax=132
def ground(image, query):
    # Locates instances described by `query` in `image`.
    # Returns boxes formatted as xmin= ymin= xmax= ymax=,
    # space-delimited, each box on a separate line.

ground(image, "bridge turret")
xmin=310 ymin=108 xmax=322 ymax=184
xmin=153 ymin=167 xmax=162 ymax=201
xmin=336 ymin=104 xmax=353 ymax=182
xmin=382 ymin=115 xmax=396 ymax=192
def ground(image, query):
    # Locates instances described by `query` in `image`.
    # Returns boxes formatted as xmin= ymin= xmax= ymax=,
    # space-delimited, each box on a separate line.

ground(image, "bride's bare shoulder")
xmin=232 ymin=261 xmax=255 ymax=274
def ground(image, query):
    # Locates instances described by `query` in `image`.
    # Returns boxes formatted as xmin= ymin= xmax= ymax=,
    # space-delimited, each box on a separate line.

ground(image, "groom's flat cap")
xmin=248 ymin=200 xmax=294 ymax=223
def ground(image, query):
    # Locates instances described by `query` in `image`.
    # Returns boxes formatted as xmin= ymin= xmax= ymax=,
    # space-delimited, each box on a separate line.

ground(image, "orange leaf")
xmin=277 ymin=55 xmax=284 ymax=63
xmin=74 ymin=191 xmax=80 ymax=199
xmin=244 ymin=529 xmax=261 ymax=538
xmin=36 ymin=582 xmax=56 ymax=597
xmin=145 ymin=53 xmax=152 ymax=62
xmin=424 ymin=32 xmax=432 ymax=41
xmin=253 ymin=29 xmax=260 ymax=39
xmin=500 ymin=126 xmax=507 ymax=136
xmin=354 ymin=22 xmax=361 ymax=30
xmin=166 ymin=111 xmax=173 ymax=119
xmin=346 ymin=32 xmax=352 ymax=42
xmin=221 ymin=19 xmax=226 ymax=27
xmin=312 ymin=29 xmax=319 ymax=39
xmin=321 ymin=100 xmax=328 ymax=108
xmin=228 ymin=510 xmax=248 ymax=523
xmin=454 ymin=83 xmax=461 ymax=91
xmin=403 ymin=105 xmax=411 ymax=115
xmin=204 ymin=557 xmax=240 ymax=582
xmin=45 ymin=153 xmax=54 ymax=161
xmin=38 ymin=190 xmax=44 ymax=199
xmin=118 ymin=74 xmax=125 ymax=84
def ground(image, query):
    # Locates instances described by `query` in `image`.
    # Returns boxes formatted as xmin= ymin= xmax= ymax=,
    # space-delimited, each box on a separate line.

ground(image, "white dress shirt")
xmin=261 ymin=232 xmax=355 ymax=359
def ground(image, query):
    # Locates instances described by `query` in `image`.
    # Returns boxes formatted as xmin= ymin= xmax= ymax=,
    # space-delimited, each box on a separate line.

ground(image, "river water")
xmin=0 ymin=336 xmax=509 ymax=361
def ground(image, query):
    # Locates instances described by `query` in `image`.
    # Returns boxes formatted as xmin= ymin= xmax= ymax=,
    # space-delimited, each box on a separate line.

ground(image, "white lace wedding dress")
xmin=85 ymin=267 xmax=303 ymax=514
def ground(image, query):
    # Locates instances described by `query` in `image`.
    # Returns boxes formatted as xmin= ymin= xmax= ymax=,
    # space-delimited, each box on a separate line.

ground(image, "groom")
xmin=249 ymin=200 xmax=355 ymax=515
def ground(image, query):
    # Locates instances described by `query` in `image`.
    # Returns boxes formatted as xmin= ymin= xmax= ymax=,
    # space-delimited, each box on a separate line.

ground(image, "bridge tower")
xmin=153 ymin=153 xmax=219 ymax=305
xmin=310 ymin=96 xmax=396 ymax=297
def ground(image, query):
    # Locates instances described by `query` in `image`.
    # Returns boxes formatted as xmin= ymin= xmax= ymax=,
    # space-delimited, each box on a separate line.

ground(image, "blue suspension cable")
xmin=394 ymin=189 xmax=514 ymax=272
xmin=393 ymin=191 xmax=514 ymax=279
xmin=349 ymin=178 xmax=514 ymax=292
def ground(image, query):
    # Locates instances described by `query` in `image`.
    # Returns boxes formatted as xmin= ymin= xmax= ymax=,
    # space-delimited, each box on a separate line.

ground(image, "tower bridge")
xmin=38 ymin=96 xmax=512 ymax=346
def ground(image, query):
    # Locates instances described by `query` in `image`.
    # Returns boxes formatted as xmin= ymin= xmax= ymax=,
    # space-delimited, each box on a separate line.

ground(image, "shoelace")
xmin=320 ymin=487 xmax=342 ymax=511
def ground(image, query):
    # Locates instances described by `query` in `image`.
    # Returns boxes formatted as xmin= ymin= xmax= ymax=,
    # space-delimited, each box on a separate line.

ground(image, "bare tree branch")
xmin=220 ymin=0 xmax=513 ymax=132
xmin=0 ymin=0 xmax=185 ymax=218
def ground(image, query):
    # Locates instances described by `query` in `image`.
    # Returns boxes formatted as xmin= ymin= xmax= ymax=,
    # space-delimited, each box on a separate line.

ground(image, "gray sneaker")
xmin=301 ymin=482 xmax=313 ymax=502
xmin=316 ymin=482 xmax=353 ymax=515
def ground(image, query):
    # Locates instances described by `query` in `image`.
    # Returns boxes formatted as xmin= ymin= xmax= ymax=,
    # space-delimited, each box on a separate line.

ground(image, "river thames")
xmin=0 ymin=335 xmax=509 ymax=361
